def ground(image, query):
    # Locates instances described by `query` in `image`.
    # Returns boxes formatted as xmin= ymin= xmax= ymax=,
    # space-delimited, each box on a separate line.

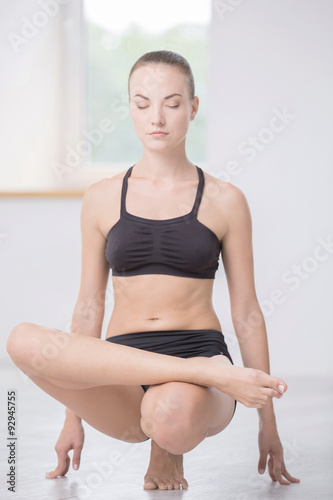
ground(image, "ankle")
xmin=187 ymin=357 xmax=215 ymax=387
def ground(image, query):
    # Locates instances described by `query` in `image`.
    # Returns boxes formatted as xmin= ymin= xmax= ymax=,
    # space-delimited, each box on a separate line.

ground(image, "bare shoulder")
xmin=80 ymin=169 xmax=129 ymax=236
xmin=83 ymin=170 xmax=127 ymax=202
xmin=203 ymin=170 xmax=250 ymax=217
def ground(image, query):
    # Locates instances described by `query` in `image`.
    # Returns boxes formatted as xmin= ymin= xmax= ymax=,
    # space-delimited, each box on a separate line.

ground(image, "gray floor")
xmin=0 ymin=359 xmax=332 ymax=500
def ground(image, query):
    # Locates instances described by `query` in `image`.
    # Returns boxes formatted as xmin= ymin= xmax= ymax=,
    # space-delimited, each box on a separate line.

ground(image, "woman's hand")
xmin=258 ymin=423 xmax=300 ymax=485
xmin=46 ymin=411 xmax=84 ymax=478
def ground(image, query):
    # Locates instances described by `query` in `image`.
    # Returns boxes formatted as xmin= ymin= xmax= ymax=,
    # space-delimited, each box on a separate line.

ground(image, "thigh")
xmin=29 ymin=374 xmax=148 ymax=443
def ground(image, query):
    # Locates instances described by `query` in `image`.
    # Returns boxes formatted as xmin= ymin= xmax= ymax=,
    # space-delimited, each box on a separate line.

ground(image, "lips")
xmin=149 ymin=131 xmax=169 ymax=137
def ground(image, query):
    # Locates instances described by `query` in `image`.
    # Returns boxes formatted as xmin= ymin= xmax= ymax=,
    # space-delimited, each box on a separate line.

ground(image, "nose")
xmin=151 ymin=107 xmax=165 ymax=127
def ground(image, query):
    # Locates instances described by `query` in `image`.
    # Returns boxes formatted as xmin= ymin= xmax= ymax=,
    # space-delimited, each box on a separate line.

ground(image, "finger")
xmin=72 ymin=445 xmax=83 ymax=471
xmin=273 ymin=460 xmax=290 ymax=485
xmin=46 ymin=452 xmax=70 ymax=478
xmin=258 ymin=453 xmax=267 ymax=475
xmin=282 ymin=467 xmax=301 ymax=483
xmin=267 ymin=455 xmax=277 ymax=481
xmin=276 ymin=472 xmax=290 ymax=485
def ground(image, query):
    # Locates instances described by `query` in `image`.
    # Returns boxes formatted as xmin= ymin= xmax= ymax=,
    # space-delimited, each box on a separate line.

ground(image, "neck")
xmin=135 ymin=143 xmax=195 ymax=180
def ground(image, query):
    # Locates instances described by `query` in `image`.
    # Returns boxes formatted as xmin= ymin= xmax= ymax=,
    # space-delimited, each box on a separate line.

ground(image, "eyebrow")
xmin=133 ymin=93 xmax=182 ymax=100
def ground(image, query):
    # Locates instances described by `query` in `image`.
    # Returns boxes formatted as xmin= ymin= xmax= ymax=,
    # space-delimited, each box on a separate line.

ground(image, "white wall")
xmin=0 ymin=197 xmax=116 ymax=355
xmin=1 ymin=1 xmax=332 ymax=378
xmin=207 ymin=0 xmax=333 ymax=376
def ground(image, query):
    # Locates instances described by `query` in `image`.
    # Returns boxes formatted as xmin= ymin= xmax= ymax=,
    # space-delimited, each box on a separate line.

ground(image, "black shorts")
xmin=105 ymin=328 xmax=237 ymax=419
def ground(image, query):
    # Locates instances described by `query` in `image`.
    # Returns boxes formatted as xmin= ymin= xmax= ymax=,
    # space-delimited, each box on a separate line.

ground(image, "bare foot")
xmin=143 ymin=439 xmax=188 ymax=490
xmin=207 ymin=356 xmax=287 ymax=408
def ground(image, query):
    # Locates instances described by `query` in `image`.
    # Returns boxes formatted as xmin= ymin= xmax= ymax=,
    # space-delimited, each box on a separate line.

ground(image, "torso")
xmin=96 ymin=166 xmax=231 ymax=337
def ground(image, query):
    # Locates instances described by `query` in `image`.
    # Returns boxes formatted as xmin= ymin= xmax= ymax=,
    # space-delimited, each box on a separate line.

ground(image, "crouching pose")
xmin=7 ymin=50 xmax=300 ymax=491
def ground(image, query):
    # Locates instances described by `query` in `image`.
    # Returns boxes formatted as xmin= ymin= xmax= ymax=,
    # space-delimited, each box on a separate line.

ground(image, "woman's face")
xmin=129 ymin=63 xmax=199 ymax=153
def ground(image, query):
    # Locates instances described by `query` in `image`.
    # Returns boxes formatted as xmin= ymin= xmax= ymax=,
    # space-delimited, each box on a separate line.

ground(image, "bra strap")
xmin=120 ymin=164 xmax=204 ymax=217
xmin=120 ymin=165 xmax=134 ymax=216
xmin=192 ymin=166 xmax=204 ymax=217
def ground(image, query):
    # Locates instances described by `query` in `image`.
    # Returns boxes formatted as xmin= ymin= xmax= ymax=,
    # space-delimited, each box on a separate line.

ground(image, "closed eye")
xmin=137 ymin=105 xmax=179 ymax=110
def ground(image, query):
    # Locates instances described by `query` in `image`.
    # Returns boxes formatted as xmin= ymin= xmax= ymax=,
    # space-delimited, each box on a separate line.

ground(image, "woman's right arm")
xmin=46 ymin=182 xmax=111 ymax=478
xmin=71 ymin=181 xmax=111 ymax=339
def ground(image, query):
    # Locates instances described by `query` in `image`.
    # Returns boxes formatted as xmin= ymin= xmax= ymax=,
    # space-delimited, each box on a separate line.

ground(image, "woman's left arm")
xmin=220 ymin=183 xmax=300 ymax=485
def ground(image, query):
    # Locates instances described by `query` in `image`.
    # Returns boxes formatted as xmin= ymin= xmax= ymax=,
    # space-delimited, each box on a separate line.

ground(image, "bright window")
xmin=83 ymin=0 xmax=211 ymax=166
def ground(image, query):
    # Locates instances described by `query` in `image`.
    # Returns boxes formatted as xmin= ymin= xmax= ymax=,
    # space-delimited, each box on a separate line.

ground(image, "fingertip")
xmin=73 ymin=463 xmax=79 ymax=470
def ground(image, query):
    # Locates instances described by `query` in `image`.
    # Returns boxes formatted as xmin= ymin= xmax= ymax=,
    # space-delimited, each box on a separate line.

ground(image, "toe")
xmin=180 ymin=477 xmax=189 ymax=489
xmin=157 ymin=481 xmax=168 ymax=490
xmin=143 ymin=479 xmax=158 ymax=490
xmin=171 ymin=480 xmax=181 ymax=489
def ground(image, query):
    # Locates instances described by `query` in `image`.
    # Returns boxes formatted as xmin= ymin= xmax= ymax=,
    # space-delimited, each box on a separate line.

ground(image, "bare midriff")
xmin=106 ymin=274 xmax=222 ymax=337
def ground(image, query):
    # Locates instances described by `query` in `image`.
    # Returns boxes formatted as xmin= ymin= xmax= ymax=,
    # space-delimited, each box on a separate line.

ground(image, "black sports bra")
xmin=105 ymin=165 xmax=221 ymax=279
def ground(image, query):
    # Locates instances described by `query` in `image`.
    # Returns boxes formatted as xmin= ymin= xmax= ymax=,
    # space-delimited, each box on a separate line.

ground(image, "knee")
xmin=141 ymin=412 xmax=205 ymax=454
xmin=140 ymin=383 xmax=208 ymax=454
xmin=6 ymin=322 xmax=37 ymax=363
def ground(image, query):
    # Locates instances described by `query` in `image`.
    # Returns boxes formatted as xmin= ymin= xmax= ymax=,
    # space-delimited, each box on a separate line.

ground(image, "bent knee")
xmin=141 ymin=412 xmax=206 ymax=454
xmin=142 ymin=382 xmax=209 ymax=419
xmin=140 ymin=382 xmax=209 ymax=452
xmin=7 ymin=322 xmax=38 ymax=363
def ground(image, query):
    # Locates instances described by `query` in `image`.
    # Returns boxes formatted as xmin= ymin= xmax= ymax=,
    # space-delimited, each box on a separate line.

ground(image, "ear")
xmin=190 ymin=96 xmax=199 ymax=121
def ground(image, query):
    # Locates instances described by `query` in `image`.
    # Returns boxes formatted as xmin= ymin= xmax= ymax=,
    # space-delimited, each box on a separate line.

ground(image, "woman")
xmin=7 ymin=50 xmax=300 ymax=491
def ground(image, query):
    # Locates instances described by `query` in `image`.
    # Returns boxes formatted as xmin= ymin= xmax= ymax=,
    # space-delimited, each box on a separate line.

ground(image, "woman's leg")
xmin=140 ymin=355 xmax=236 ymax=455
xmin=26 ymin=374 xmax=148 ymax=442
xmin=7 ymin=322 xmax=286 ymax=408
xmin=140 ymin=356 xmax=236 ymax=490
